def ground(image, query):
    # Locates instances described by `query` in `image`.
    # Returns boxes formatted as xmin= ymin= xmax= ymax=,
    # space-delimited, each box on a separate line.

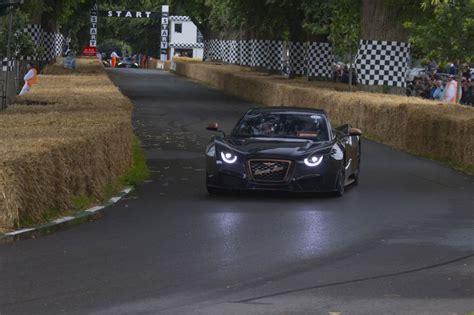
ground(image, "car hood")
xmin=220 ymin=137 xmax=334 ymax=158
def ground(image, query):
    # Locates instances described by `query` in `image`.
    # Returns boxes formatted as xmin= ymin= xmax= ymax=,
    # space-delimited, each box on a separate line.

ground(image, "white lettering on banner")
xmin=90 ymin=28 xmax=97 ymax=35
xmin=161 ymin=25 xmax=168 ymax=30
xmin=91 ymin=23 xmax=97 ymax=28
xmin=108 ymin=10 xmax=113 ymax=17
xmin=161 ymin=30 xmax=168 ymax=36
xmin=161 ymin=37 xmax=167 ymax=42
xmin=125 ymin=11 xmax=132 ymax=18
xmin=91 ymin=16 xmax=97 ymax=22
xmin=136 ymin=11 xmax=142 ymax=18
xmin=90 ymin=40 xmax=97 ymax=47
xmin=161 ymin=17 xmax=168 ymax=24
xmin=116 ymin=11 xmax=122 ymax=17
xmin=145 ymin=12 xmax=151 ymax=18
xmin=161 ymin=42 xmax=168 ymax=49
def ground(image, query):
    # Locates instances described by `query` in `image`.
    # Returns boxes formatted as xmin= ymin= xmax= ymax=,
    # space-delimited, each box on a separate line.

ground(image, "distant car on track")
xmin=205 ymin=107 xmax=362 ymax=196
xmin=117 ymin=57 xmax=139 ymax=68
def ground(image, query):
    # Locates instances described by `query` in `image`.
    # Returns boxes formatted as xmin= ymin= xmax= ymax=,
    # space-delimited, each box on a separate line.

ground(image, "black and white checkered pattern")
xmin=22 ymin=24 xmax=65 ymax=61
xmin=355 ymin=40 xmax=410 ymax=87
xmin=250 ymin=40 xmax=267 ymax=68
xmin=1 ymin=58 xmax=15 ymax=72
xmin=204 ymin=39 xmax=220 ymax=61
xmin=267 ymin=40 xmax=283 ymax=71
xmin=170 ymin=16 xmax=191 ymax=22
xmin=239 ymin=40 xmax=251 ymax=66
xmin=23 ymin=24 xmax=43 ymax=46
xmin=170 ymin=42 xmax=204 ymax=49
xmin=222 ymin=40 xmax=230 ymax=63
xmin=289 ymin=42 xmax=306 ymax=75
xmin=307 ymin=42 xmax=334 ymax=78
xmin=225 ymin=40 xmax=239 ymax=64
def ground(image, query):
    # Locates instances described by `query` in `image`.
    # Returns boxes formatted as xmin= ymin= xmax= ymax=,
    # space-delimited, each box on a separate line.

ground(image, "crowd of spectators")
xmin=406 ymin=61 xmax=473 ymax=106
xmin=333 ymin=62 xmax=358 ymax=84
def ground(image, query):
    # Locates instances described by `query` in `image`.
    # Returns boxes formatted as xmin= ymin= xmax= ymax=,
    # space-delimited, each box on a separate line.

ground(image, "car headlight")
xmin=304 ymin=155 xmax=323 ymax=167
xmin=220 ymin=151 xmax=237 ymax=164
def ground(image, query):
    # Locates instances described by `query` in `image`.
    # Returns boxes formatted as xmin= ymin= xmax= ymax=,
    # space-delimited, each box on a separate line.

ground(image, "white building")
xmin=169 ymin=16 xmax=204 ymax=59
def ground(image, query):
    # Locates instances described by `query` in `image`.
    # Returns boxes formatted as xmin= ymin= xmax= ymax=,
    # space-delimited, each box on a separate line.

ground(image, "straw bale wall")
xmin=172 ymin=62 xmax=474 ymax=172
xmin=0 ymin=58 xmax=132 ymax=231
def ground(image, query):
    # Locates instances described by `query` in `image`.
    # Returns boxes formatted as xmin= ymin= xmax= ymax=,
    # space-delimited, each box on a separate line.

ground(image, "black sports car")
xmin=205 ymin=107 xmax=362 ymax=196
xmin=117 ymin=57 xmax=139 ymax=68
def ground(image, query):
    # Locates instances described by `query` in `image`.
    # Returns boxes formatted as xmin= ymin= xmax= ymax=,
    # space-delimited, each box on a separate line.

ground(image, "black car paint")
xmin=206 ymin=107 xmax=361 ymax=193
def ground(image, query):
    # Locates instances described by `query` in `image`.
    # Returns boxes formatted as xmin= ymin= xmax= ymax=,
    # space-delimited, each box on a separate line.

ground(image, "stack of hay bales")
xmin=172 ymin=62 xmax=474 ymax=173
xmin=0 ymin=58 xmax=133 ymax=232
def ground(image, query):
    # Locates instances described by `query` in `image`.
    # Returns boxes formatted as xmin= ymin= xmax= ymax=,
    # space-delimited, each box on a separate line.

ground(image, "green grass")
xmin=71 ymin=195 xmax=96 ymax=211
xmin=118 ymin=136 xmax=150 ymax=186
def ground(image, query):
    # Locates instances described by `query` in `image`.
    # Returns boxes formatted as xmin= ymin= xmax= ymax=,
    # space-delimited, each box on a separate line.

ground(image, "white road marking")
xmin=5 ymin=228 xmax=35 ymax=236
xmin=52 ymin=216 xmax=75 ymax=224
xmin=85 ymin=206 xmax=105 ymax=213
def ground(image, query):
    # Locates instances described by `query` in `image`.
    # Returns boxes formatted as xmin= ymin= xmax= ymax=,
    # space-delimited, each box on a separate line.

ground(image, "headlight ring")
xmin=304 ymin=155 xmax=323 ymax=167
xmin=220 ymin=151 xmax=237 ymax=164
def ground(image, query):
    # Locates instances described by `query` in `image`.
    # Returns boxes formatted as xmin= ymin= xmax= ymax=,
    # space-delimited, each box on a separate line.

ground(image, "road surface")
xmin=0 ymin=68 xmax=472 ymax=314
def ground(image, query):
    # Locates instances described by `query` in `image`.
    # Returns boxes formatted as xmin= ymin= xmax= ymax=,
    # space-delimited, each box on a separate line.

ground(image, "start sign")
xmin=99 ymin=10 xmax=160 ymax=19
xmin=82 ymin=46 xmax=97 ymax=57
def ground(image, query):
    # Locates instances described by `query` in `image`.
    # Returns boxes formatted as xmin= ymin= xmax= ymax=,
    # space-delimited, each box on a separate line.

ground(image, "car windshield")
xmin=233 ymin=112 xmax=329 ymax=141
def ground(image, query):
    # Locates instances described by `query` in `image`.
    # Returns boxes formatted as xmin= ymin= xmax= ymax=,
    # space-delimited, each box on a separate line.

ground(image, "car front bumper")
xmin=206 ymin=157 xmax=341 ymax=193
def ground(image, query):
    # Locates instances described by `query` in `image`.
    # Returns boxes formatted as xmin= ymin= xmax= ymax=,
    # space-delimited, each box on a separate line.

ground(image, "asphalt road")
xmin=0 ymin=68 xmax=473 ymax=315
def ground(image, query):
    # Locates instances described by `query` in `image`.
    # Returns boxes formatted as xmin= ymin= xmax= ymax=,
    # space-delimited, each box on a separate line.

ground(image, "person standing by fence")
xmin=111 ymin=51 xmax=119 ymax=68
xmin=19 ymin=63 xmax=37 ymax=96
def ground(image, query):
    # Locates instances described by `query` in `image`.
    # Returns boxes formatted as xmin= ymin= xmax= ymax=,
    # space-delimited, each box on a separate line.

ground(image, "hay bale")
xmin=173 ymin=62 xmax=474 ymax=172
xmin=42 ymin=57 xmax=105 ymax=75
xmin=0 ymin=58 xmax=133 ymax=231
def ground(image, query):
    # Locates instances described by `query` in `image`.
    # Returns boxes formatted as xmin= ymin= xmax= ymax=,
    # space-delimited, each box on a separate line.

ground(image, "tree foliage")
xmin=404 ymin=0 xmax=474 ymax=64
xmin=0 ymin=9 xmax=35 ymax=58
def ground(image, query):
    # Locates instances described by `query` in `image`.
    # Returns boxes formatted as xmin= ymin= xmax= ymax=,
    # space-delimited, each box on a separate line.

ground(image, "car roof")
xmin=247 ymin=106 xmax=327 ymax=115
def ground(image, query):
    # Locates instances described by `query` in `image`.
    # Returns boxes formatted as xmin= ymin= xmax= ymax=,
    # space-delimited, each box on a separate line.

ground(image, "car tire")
xmin=335 ymin=167 xmax=345 ymax=197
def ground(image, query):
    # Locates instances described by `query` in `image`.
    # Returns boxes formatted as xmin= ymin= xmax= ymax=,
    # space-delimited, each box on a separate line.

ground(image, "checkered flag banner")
xmin=267 ymin=40 xmax=283 ymax=71
xmin=22 ymin=24 xmax=66 ymax=61
xmin=203 ymin=39 xmax=335 ymax=79
xmin=1 ymin=58 xmax=15 ymax=72
xmin=355 ymin=40 xmax=410 ymax=88
xmin=289 ymin=42 xmax=306 ymax=75
xmin=307 ymin=42 xmax=334 ymax=79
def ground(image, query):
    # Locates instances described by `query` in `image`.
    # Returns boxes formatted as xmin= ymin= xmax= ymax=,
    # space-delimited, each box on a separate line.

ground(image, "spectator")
xmin=111 ymin=50 xmax=120 ymax=68
xmin=461 ymin=64 xmax=471 ymax=80
xmin=426 ymin=59 xmax=438 ymax=75
xmin=432 ymin=80 xmax=444 ymax=100
xmin=460 ymin=78 xmax=470 ymax=105
xmin=443 ymin=75 xmax=459 ymax=103
xmin=19 ymin=63 xmax=38 ymax=96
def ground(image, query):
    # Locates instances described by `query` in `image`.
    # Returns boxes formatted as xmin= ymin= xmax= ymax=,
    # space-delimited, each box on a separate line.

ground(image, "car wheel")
xmin=335 ymin=167 xmax=345 ymax=197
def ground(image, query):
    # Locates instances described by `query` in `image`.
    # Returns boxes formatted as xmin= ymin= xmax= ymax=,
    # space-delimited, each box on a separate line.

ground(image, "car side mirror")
xmin=349 ymin=127 xmax=362 ymax=136
xmin=206 ymin=122 xmax=219 ymax=131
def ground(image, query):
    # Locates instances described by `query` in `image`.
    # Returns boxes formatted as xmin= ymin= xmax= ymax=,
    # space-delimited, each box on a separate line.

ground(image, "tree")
xmin=404 ymin=0 xmax=474 ymax=102
xmin=0 ymin=9 xmax=35 ymax=58
xmin=328 ymin=0 xmax=361 ymax=90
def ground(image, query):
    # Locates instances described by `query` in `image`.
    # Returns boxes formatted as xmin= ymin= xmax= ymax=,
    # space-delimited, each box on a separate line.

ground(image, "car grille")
xmin=249 ymin=160 xmax=291 ymax=182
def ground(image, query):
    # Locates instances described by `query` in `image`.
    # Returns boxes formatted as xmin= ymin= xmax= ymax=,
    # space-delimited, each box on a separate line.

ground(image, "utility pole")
xmin=0 ymin=0 xmax=23 ymax=110
xmin=3 ymin=5 xmax=13 ymax=109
